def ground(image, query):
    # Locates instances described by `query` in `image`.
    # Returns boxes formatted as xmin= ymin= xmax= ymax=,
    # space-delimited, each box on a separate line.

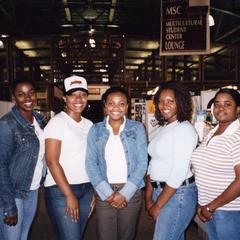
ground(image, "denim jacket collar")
xmin=11 ymin=105 xmax=45 ymax=129
xmin=102 ymin=116 xmax=134 ymax=133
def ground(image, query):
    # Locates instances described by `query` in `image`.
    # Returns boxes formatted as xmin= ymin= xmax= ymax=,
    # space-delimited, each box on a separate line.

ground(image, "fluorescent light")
xmin=1 ymin=34 xmax=10 ymax=38
xmin=15 ymin=40 xmax=33 ymax=49
xmin=0 ymin=40 xmax=4 ymax=49
xmin=73 ymin=69 xmax=84 ymax=72
xmin=209 ymin=15 xmax=215 ymax=27
xmin=102 ymin=77 xmax=109 ymax=82
xmin=89 ymin=28 xmax=95 ymax=35
xmin=82 ymin=7 xmax=97 ymax=20
xmin=107 ymin=24 xmax=119 ymax=28
xmin=89 ymin=38 xmax=96 ymax=48
xmin=23 ymin=50 xmax=37 ymax=57
xmin=61 ymin=24 xmax=73 ymax=27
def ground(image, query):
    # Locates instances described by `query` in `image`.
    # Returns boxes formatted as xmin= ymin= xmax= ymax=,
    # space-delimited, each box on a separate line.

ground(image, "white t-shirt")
xmin=30 ymin=117 xmax=45 ymax=190
xmin=44 ymin=111 xmax=93 ymax=187
xmin=148 ymin=120 xmax=198 ymax=188
xmin=105 ymin=116 xmax=127 ymax=184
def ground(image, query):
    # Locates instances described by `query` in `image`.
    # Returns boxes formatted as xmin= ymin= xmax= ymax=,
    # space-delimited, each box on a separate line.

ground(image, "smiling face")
xmin=158 ymin=89 xmax=178 ymax=124
xmin=64 ymin=90 xmax=88 ymax=119
xmin=13 ymin=82 xmax=37 ymax=116
xmin=105 ymin=92 xmax=128 ymax=123
xmin=213 ymin=92 xmax=240 ymax=126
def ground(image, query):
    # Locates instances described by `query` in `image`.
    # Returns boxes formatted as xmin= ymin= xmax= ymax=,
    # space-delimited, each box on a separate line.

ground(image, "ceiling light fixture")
xmin=0 ymin=40 xmax=4 ymax=49
xmin=89 ymin=38 xmax=96 ymax=48
xmin=102 ymin=77 xmax=109 ymax=83
xmin=61 ymin=24 xmax=73 ymax=27
xmin=82 ymin=7 xmax=98 ymax=21
xmin=209 ymin=14 xmax=215 ymax=27
xmin=88 ymin=26 xmax=95 ymax=35
xmin=107 ymin=24 xmax=119 ymax=28
xmin=1 ymin=34 xmax=10 ymax=38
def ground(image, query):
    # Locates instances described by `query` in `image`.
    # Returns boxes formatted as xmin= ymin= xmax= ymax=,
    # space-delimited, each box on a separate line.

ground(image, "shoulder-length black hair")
xmin=153 ymin=82 xmax=193 ymax=126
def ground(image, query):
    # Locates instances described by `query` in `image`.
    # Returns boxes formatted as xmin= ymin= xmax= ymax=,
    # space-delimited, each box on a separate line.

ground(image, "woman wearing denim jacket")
xmin=86 ymin=86 xmax=148 ymax=240
xmin=145 ymin=82 xmax=198 ymax=240
xmin=0 ymin=77 xmax=45 ymax=240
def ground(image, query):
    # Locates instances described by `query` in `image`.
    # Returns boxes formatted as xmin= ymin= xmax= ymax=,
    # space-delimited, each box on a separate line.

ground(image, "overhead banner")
xmin=160 ymin=0 xmax=210 ymax=56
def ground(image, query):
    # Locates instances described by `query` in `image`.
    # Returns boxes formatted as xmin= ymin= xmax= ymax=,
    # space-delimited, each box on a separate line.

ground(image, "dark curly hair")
xmin=153 ymin=82 xmax=193 ymax=126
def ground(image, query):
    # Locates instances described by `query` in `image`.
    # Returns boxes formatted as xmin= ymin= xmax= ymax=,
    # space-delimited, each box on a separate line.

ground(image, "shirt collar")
xmin=211 ymin=118 xmax=240 ymax=136
xmin=106 ymin=115 xmax=126 ymax=134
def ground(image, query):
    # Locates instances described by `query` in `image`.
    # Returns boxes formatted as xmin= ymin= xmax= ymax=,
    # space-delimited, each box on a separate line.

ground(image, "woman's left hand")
xmin=65 ymin=193 xmax=79 ymax=222
xmin=149 ymin=203 xmax=161 ymax=221
xmin=197 ymin=205 xmax=213 ymax=222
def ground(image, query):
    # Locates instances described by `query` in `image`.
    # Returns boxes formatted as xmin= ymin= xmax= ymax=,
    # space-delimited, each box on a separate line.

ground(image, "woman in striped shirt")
xmin=191 ymin=88 xmax=240 ymax=240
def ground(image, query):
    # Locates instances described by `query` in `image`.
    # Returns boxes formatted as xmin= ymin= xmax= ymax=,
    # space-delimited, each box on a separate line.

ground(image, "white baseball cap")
xmin=64 ymin=75 xmax=88 ymax=95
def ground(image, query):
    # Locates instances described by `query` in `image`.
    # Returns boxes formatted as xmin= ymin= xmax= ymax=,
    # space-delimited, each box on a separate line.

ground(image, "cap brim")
xmin=65 ymin=88 xmax=88 ymax=95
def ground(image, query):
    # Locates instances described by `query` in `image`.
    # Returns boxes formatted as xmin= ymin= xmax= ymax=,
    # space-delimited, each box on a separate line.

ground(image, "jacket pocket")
xmin=125 ymin=130 xmax=137 ymax=140
xmin=15 ymin=133 xmax=32 ymax=152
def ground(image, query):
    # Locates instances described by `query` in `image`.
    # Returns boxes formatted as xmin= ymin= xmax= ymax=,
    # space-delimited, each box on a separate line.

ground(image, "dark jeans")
xmin=44 ymin=183 xmax=93 ymax=240
xmin=95 ymin=185 xmax=142 ymax=240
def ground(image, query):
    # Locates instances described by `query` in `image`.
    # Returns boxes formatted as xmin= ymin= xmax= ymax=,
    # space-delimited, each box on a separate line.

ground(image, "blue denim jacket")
xmin=85 ymin=117 xmax=148 ymax=201
xmin=0 ymin=105 xmax=45 ymax=217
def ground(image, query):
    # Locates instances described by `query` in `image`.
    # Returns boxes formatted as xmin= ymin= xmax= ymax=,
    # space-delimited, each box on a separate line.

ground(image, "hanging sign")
xmin=160 ymin=0 xmax=210 ymax=56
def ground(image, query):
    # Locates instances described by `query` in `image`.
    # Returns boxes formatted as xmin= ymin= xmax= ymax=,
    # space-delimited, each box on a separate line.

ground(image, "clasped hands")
xmin=107 ymin=192 xmax=127 ymax=209
xmin=197 ymin=205 xmax=213 ymax=222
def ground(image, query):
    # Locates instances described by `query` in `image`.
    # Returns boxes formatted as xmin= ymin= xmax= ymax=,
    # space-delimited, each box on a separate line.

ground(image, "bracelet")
xmin=206 ymin=206 xmax=214 ymax=214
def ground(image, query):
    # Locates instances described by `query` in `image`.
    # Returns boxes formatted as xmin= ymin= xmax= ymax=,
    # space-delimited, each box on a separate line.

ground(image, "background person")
xmin=145 ymin=82 xmax=198 ymax=240
xmin=86 ymin=86 xmax=148 ymax=240
xmin=0 ymin=77 xmax=45 ymax=240
xmin=191 ymin=88 xmax=240 ymax=240
xmin=44 ymin=75 xmax=93 ymax=240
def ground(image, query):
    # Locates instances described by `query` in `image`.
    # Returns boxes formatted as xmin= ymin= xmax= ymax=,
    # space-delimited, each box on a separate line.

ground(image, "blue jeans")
xmin=152 ymin=182 xmax=197 ymax=240
xmin=205 ymin=210 xmax=240 ymax=240
xmin=45 ymin=183 xmax=93 ymax=240
xmin=0 ymin=189 xmax=38 ymax=240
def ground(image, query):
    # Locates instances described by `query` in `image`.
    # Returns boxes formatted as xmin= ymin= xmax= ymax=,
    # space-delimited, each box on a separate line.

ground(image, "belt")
xmin=151 ymin=176 xmax=195 ymax=189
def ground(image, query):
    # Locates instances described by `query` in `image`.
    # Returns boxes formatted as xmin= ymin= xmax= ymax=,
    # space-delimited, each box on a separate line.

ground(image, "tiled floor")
xmin=29 ymin=188 xmax=206 ymax=240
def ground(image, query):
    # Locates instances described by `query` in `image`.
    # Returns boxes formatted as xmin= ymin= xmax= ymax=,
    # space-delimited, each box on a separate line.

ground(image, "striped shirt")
xmin=191 ymin=119 xmax=240 ymax=210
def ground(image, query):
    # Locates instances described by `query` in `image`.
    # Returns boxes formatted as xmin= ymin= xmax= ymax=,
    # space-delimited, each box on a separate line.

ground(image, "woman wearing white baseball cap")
xmin=44 ymin=75 xmax=93 ymax=240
